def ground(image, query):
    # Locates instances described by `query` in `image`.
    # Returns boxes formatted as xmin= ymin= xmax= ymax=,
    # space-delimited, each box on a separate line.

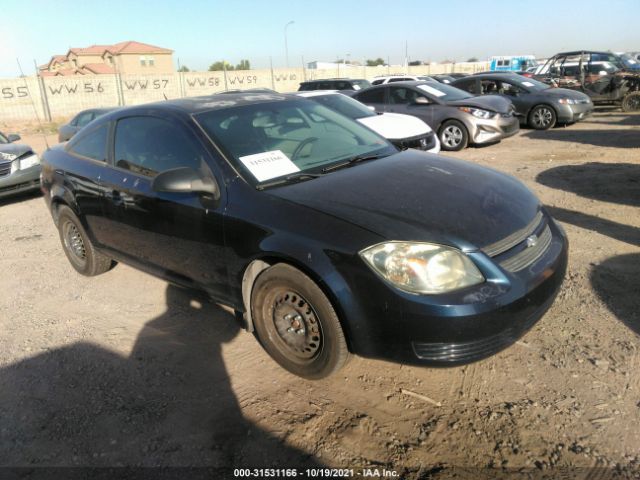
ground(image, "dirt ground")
xmin=1 ymin=110 xmax=639 ymax=478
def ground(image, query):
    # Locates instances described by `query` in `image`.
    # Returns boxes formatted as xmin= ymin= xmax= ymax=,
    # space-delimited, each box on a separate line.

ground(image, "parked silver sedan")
xmin=58 ymin=108 xmax=116 ymax=142
xmin=353 ymin=81 xmax=519 ymax=151
xmin=0 ymin=132 xmax=41 ymax=199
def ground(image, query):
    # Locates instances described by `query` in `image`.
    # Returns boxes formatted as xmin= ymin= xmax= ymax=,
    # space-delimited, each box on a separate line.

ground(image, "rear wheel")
xmin=251 ymin=263 xmax=349 ymax=379
xmin=621 ymin=92 xmax=640 ymax=112
xmin=57 ymin=205 xmax=114 ymax=276
xmin=528 ymin=105 xmax=557 ymax=130
xmin=439 ymin=120 xmax=469 ymax=151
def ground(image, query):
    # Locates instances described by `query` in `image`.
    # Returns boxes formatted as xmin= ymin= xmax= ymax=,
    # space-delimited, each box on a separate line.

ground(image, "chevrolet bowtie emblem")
xmin=526 ymin=234 xmax=538 ymax=248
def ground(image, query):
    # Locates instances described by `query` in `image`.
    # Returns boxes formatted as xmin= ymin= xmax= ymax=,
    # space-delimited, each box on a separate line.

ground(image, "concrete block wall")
xmin=0 ymin=62 xmax=489 ymax=123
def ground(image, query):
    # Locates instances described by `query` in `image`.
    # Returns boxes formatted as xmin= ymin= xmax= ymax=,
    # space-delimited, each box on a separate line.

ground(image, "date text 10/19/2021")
xmin=233 ymin=468 xmax=400 ymax=478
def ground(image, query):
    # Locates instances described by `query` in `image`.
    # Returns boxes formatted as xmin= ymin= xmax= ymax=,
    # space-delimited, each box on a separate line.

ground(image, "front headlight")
xmin=557 ymin=98 xmax=577 ymax=105
xmin=458 ymin=107 xmax=496 ymax=119
xmin=360 ymin=242 xmax=484 ymax=294
xmin=18 ymin=153 xmax=40 ymax=170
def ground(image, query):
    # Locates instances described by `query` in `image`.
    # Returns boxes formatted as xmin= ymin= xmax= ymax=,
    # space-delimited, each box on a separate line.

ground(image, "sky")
xmin=1 ymin=0 xmax=639 ymax=77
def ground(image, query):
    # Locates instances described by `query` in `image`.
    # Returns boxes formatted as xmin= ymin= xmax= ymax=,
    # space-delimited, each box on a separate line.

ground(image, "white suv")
xmin=371 ymin=75 xmax=436 ymax=85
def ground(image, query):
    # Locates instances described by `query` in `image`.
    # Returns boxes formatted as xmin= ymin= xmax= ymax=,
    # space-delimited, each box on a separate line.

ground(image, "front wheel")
xmin=251 ymin=263 xmax=349 ymax=379
xmin=528 ymin=105 xmax=557 ymax=130
xmin=439 ymin=120 xmax=469 ymax=151
xmin=57 ymin=205 xmax=115 ymax=276
xmin=621 ymin=92 xmax=640 ymax=112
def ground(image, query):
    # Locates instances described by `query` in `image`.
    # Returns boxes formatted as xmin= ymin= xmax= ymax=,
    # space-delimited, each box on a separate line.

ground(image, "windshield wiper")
xmin=256 ymin=172 xmax=323 ymax=190
xmin=321 ymin=153 xmax=389 ymax=173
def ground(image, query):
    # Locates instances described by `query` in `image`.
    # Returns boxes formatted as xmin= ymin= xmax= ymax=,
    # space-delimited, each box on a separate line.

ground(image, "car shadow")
xmin=590 ymin=253 xmax=640 ymax=336
xmin=536 ymin=162 xmax=640 ymax=208
xmin=582 ymin=112 xmax=640 ymax=127
xmin=524 ymin=129 xmax=640 ymax=148
xmin=0 ymin=189 xmax=42 ymax=207
xmin=0 ymin=285 xmax=321 ymax=469
xmin=545 ymin=206 xmax=640 ymax=247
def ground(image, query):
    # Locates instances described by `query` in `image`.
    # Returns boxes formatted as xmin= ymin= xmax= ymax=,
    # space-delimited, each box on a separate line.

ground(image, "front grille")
xmin=482 ymin=211 xmax=552 ymax=273
xmin=500 ymin=225 xmax=552 ymax=272
xmin=483 ymin=211 xmax=543 ymax=257
xmin=0 ymin=160 xmax=12 ymax=177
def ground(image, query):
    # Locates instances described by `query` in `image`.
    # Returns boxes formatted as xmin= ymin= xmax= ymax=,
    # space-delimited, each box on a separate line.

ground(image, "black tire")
xmin=528 ymin=105 xmax=557 ymax=130
xmin=251 ymin=263 xmax=349 ymax=379
xmin=621 ymin=92 xmax=640 ymax=112
xmin=439 ymin=120 xmax=469 ymax=151
xmin=57 ymin=205 xmax=114 ymax=276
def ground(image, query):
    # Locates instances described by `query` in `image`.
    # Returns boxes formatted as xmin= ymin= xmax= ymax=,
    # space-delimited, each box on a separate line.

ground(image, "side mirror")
xmin=152 ymin=167 xmax=220 ymax=200
xmin=7 ymin=134 xmax=21 ymax=143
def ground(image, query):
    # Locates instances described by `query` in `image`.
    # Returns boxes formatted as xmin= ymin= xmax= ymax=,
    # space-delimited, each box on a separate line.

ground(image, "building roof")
xmin=65 ymin=41 xmax=172 ymax=58
xmin=80 ymin=63 xmax=115 ymax=74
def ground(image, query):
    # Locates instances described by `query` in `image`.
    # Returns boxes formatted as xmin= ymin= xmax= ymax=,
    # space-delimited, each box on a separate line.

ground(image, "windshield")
xmin=619 ymin=54 xmax=639 ymax=68
xmin=416 ymin=83 xmax=473 ymax=101
xmin=195 ymin=99 xmax=395 ymax=186
xmin=351 ymin=79 xmax=371 ymax=89
xmin=307 ymin=94 xmax=376 ymax=119
xmin=515 ymin=76 xmax=550 ymax=91
xmin=0 ymin=132 xmax=8 ymax=144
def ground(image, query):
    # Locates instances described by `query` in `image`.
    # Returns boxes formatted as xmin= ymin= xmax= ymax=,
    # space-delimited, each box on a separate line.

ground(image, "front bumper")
xmin=0 ymin=164 xmax=42 ymax=199
xmin=556 ymin=102 xmax=593 ymax=124
xmin=334 ymin=210 xmax=568 ymax=366
xmin=468 ymin=114 xmax=520 ymax=145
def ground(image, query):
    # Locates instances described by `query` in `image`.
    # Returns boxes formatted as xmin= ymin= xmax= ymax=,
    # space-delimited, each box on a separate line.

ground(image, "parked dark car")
xmin=533 ymin=51 xmax=640 ymax=111
xmin=58 ymin=108 xmax=116 ymax=142
xmin=298 ymin=78 xmax=371 ymax=91
xmin=352 ymin=81 xmax=519 ymax=150
xmin=431 ymin=75 xmax=456 ymax=84
xmin=41 ymin=93 xmax=567 ymax=379
xmin=452 ymin=73 xmax=593 ymax=129
xmin=0 ymin=131 xmax=41 ymax=199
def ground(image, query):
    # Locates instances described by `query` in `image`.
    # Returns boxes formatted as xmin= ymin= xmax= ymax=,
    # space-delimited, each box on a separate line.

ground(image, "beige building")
xmin=39 ymin=41 xmax=174 ymax=76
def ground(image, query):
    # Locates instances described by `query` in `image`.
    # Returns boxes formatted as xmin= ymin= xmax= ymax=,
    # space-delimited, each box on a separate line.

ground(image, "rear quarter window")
xmin=68 ymin=124 xmax=108 ymax=162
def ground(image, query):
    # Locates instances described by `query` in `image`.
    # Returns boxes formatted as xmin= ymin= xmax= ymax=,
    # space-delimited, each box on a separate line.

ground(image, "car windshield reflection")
xmin=195 ymin=99 xmax=395 ymax=186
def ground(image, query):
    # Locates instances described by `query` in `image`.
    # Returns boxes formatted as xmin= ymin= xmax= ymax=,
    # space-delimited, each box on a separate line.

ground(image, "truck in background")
xmin=490 ymin=55 xmax=537 ymax=72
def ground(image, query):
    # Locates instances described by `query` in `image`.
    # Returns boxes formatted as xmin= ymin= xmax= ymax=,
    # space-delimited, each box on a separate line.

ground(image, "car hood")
xmin=357 ymin=112 xmax=432 ymax=140
xmin=446 ymin=95 xmax=513 ymax=113
xmin=267 ymin=150 xmax=541 ymax=250
xmin=0 ymin=143 xmax=33 ymax=161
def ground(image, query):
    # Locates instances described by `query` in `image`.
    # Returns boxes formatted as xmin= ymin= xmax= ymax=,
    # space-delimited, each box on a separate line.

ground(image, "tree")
xmin=366 ymin=58 xmax=385 ymax=67
xmin=236 ymin=59 xmax=251 ymax=70
xmin=177 ymin=65 xmax=190 ymax=72
xmin=209 ymin=61 xmax=234 ymax=71
xmin=467 ymin=57 xmax=479 ymax=62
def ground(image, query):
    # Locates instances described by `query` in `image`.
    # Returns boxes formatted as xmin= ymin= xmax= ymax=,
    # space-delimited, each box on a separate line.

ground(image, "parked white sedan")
xmin=296 ymin=91 xmax=440 ymax=153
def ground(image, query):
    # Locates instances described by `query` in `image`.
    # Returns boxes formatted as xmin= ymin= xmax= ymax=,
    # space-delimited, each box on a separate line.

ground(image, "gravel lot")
xmin=1 ymin=111 xmax=639 ymax=477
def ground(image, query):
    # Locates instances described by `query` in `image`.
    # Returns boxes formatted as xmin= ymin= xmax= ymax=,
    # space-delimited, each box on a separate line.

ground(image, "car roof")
xmin=123 ymin=93 xmax=298 ymax=115
xmin=554 ymin=50 xmax=618 ymax=56
xmin=301 ymin=78 xmax=367 ymax=83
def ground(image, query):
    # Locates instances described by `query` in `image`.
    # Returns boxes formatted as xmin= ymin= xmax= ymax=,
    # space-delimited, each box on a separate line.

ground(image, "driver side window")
xmin=389 ymin=87 xmax=426 ymax=104
xmin=114 ymin=116 xmax=205 ymax=177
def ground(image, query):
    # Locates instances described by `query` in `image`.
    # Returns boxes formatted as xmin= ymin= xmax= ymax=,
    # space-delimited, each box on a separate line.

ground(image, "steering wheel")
xmin=292 ymin=137 xmax=318 ymax=160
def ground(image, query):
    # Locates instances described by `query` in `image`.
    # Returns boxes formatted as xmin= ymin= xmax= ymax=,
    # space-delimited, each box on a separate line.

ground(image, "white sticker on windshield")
xmin=521 ymin=81 xmax=535 ymax=87
xmin=352 ymin=84 xmax=361 ymax=90
xmin=239 ymin=150 xmax=300 ymax=182
xmin=417 ymin=84 xmax=446 ymax=97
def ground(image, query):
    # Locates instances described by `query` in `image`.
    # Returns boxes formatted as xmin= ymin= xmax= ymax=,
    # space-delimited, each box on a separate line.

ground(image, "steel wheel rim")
xmin=62 ymin=220 xmax=87 ymax=266
xmin=270 ymin=290 xmax=323 ymax=362
xmin=533 ymin=107 xmax=553 ymax=127
xmin=442 ymin=125 xmax=463 ymax=148
xmin=626 ymin=95 xmax=640 ymax=111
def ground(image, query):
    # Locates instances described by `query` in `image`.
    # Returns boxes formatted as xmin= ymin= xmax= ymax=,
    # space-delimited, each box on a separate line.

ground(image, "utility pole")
xmin=284 ymin=20 xmax=295 ymax=68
